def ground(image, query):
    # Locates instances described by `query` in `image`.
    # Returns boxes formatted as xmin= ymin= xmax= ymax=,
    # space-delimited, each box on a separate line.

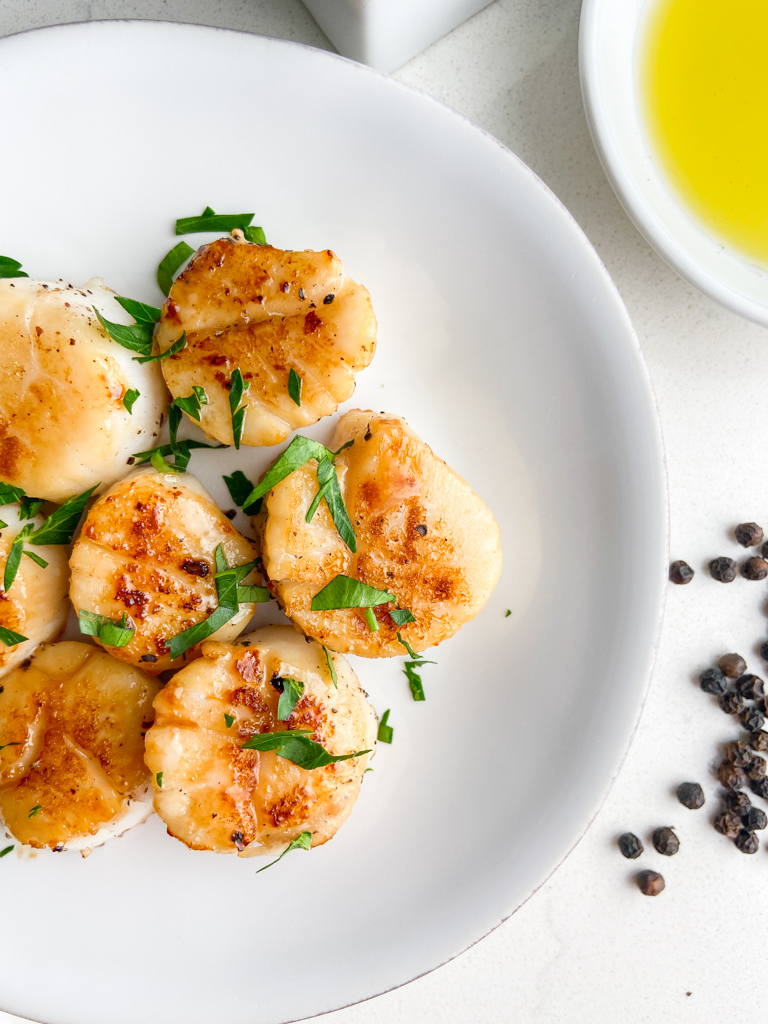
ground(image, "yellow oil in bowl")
xmin=641 ymin=0 xmax=768 ymax=266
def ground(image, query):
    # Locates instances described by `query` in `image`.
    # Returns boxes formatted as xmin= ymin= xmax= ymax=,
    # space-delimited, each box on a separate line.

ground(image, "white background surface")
xmin=1 ymin=1 xmax=767 ymax=1023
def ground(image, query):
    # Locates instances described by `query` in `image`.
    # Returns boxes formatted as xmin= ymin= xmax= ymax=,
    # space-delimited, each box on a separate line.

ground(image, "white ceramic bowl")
xmin=580 ymin=0 xmax=768 ymax=326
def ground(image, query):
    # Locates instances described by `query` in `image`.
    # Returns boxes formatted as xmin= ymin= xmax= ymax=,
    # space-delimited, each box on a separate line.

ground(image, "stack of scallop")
xmin=0 ymin=234 xmax=502 ymax=862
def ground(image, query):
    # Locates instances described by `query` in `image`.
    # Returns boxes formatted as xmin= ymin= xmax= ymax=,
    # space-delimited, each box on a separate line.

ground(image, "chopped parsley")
xmin=228 ymin=368 xmax=249 ymax=450
xmin=310 ymin=575 xmax=395 ymax=612
xmin=243 ymin=225 xmax=267 ymax=245
xmin=377 ymin=709 xmax=393 ymax=744
xmin=19 ymin=496 xmax=44 ymax=520
xmin=28 ymin=804 xmax=42 ymax=818
xmin=176 ymin=208 xmax=256 ymax=235
xmin=157 ymin=241 xmax=194 ymax=296
xmin=322 ymin=645 xmax=338 ymax=688
xmin=156 ymin=772 xmax=163 ymax=788
xmin=78 ymin=610 xmax=134 ymax=648
xmin=224 ymin=713 xmax=234 ymax=729
xmin=22 ymin=550 xmax=48 ymax=569
xmin=93 ymin=308 xmax=153 ymax=358
xmin=0 ymin=844 xmax=14 ymax=857
xmin=135 ymin=332 xmax=186 ymax=364
xmin=173 ymin=386 xmax=208 ymax=422
xmin=115 ymin=296 xmax=161 ymax=324
xmin=276 ymin=678 xmax=305 ymax=721
xmin=288 ymin=368 xmax=302 ymax=406
xmin=241 ymin=729 xmax=370 ymax=770
xmin=0 ymin=256 xmax=28 ymax=280
xmin=255 ymin=830 xmax=311 ymax=873
xmin=122 ymin=388 xmax=140 ymax=414
xmin=0 ymin=626 xmax=27 ymax=647
xmin=223 ymin=470 xmax=261 ymax=516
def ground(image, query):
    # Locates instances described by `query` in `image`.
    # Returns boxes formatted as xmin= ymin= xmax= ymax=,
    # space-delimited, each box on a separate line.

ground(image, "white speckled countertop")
xmin=2 ymin=1 xmax=768 ymax=1021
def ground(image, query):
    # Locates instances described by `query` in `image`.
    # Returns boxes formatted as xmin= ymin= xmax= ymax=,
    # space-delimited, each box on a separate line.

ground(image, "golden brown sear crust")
xmin=69 ymin=468 xmax=260 ymax=674
xmin=256 ymin=411 xmax=503 ymax=657
xmin=0 ymin=642 xmax=159 ymax=849
xmin=143 ymin=625 xmax=376 ymax=856
xmin=155 ymin=237 xmax=377 ymax=447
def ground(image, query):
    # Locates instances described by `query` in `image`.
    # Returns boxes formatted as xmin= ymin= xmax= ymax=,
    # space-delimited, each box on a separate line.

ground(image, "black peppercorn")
xmin=739 ymin=707 xmax=765 ymax=733
xmin=636 ymin=870 xmax=665 ymax=896
xmin=676 ymin=781 xmax=705 ymax=809
xmin=719 ymin=690 xmax=744 ymax=714
xmin=617 ymin=832 xmax=644 ymax=859
xmin=718 ymin=760 xmax=748 ymax=789
xmin=725 ymin=740 xmax=752 ymax=768
xmin=724 ymin=790 xmax=752 ymax=814
xmin=710 ymin=557 xmax=738 ymax=582
xmin=747 ymin=755 xmax=767 ymax=781
xmin=669 ymin=560 xmax=694 ymax=584
xmin=735 ymin=829 xmax=759 ymax=854
xmin=699 ymin=666 xmax=727 ymax=695
xmin=736 ymin=674 xmax=766 ymax=700
xmin=652 ymin=826 xmax=680 ymax=856
xmin=750 ymin=777 xmax=768 ymax=799
xmin=743 ymin=806 xmax=768 ymax=831
xmin=714 ymin=811 xmax=743 ymax=838
xmin=750 ymin=730 xmax=768 ymax=753
xmin=735 ymin=522 xmax=764 ymax=547
xmin=719 ymin=653 xmax=747 ymax=678
xmin=742 ymin=557 xmax=768 ymax=580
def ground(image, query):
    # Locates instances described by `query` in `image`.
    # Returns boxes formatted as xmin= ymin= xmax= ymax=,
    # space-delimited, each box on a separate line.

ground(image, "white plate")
xmin=580 ymin=0 xmax=768 ymax=326
xmin=0 ymin=21 xmax=666 ymax=1024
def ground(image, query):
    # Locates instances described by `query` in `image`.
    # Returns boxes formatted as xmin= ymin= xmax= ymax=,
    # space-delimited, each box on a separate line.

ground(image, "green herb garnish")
xmin=397 ymin=633 xmax=419 ymax=659
xmin=156 ymin=772 xmax=163 ymax=788
xmin=223 ymin=470 xmax=261 ymax=516
xmin=0 ymin=256 xmax=28 ymax=279
xmin=123 ymin=388 xmax=140 ymax=414
xmin=78 ymin=609 xmax=134 ymax=648
xmin=0 ymin=626 xmax=27 ymax=647
xmin=0 ymin=844 xmax=14 ymax=857
xmin=390 ymin=608 xmax=416 ymax=627
xmin=364 ymin=607 xmax=378 ymax=632
xmin=19 ymin=496 xmax=44 ymax=521
xmin=288 ymin=368 xmax=302 ymax=407
xmin=27 ymin=485 xmax=97 ymax=546
xmin=28 ymin=804 xmax=42 ymax=818
xmin=173 ymin=386 xmax=208 ymax=422
xmin=93 ymin=308 xmax=153 ymax=357
xmin=22 ymin=550 xmax=48 ymax=569
xmin=228 ymin=368 xmax=249 ymax=450
xmin=403 ymin=658 xmax=435 ymax=702
xmin=224 ymin=713 xmax=234 ymax=729
xmin=276 ymin=678 xmax=305 ymax=721
xmin=0 ymin=483 xmax=25 ymax=505
xmin=245 ymin=436 xmax=331 ymax=504
xmin=135 ymin=332 xmax=186 ymax=365
xmin=0 ymin=742 xmax=21 ymax=751
xmin=135 ymin=439 xmax=218 ymax=474
xmin=176 ymin=209 xmax=255 ymax=235
xmin=322 ymin=645 xmax=338 ymax=688
xmin=310 ymin=575 xmax=395 ymax=612
xmin=505 ymin=609 xmax=512 ymax=617
xmin=377 ymin=709 xmax=393 ymax=744
xmin=255 ymin=830 xmax=311 ymax=873
xmin=4 ymin=524 xmax=32 ymax=593
xmin=115 ymin=297 xmax=161 ymax=324
xmin=243 ymin=225 xmax=267 ymax=245
xmin=242 ymin=729 xmax=370 ymax=770
xmin=157 ymin=241 xmax=194 ymax=296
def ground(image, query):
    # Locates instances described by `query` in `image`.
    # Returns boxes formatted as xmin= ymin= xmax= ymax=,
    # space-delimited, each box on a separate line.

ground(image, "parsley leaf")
xmin=255 ymin=830 xmax=311 ymax=873
xmin=243 ymin=225 xmax=267 ymax=245
xmin=317 ymin=461 xmax=356 ymax=552
xmin=0 ymin=844 xmax=13 ymax=857
xmin=310 ymin=575 xmax=395 ymax=612
xmin=0 ymin=626 xmax=27 ymax=646
xmin=377 ymin=709 xmax=393 ymax=743
xmin=156 ymin=772 xmax=163 ymax=788
xmin=242 ymin=730 xmax=370 ymax=770
xmin=322 ymin=645 xmax=338 ymax=688
xmin=397 ymin=633 xmax=419 ymax=659
xmin=115 ymin=297 xmax=161 ymax=324
xmin=135 ymin=332 xmax=186 ymax=364
xmin=245 ymin=435 xmax=329 ymax=506
xmin=157 ymin=241 xmax=194 ymax=296
xmin=19 ymin=496 xmax=44 ymax=520
xmin=224 ymin=713 xmax=234 ymax=729
xmin=277 ymin=678 xmax=305 ymax=721
xmin=228 ymin=368 xmax=249 ymax=449
xmin=403 ymin=658 xmax=435 ymax=702
xmin=223 ymin=470 xmax=261 ymax=516
xmin=28 ymin=485 xmax=97 ymax=546
xmin=123 ymin=388 xmax=140 ymax=414
xmin=28 ymin=804 xmax=42 ymax=818
xmin=173 ymin=386 xmax=208 ymax=422
xmin=0 ymin=483 xmax=25 ymax=505
xmin=0 ymin=256 xmax=28 ymax=279
xmin=176 ymin=209 xmax=255 ymax=234
xmin=288 ymin=368 xmax=302 ymax=406
xmin=0 ymin=742 xmax=21 ymax=751
xmin=389 ymin=608 xmax=416 ymax=626
xmin=364 ymin=607 xmax=378 ymax=632
xmin=78 ymin=609 xmax=134 ymax=648
xmin=505 ymin=609 xmax=512 ymax=617
xmin=135 ymin=439 xmax=218 ymax=473
xmin=3 ymin=523 xmax=33 ymax=592
xmin=93 ymin=308 xmax=153 ymax=356
xmin=22 ymin=550 xmax=48 ymax=569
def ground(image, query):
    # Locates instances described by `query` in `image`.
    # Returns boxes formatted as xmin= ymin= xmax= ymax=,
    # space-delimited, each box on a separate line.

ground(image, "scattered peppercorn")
xmin=739 ymin=707 xmax=765 ymax=733
xmin=618 ymin=832 xmax=644 ymax=859
xmin=669 ymin=560 xmax=695 ymax=584
xmin=714 ymin=811 xmax=743 ymax=838
xmin=652 ymin=826 xmax=680 ymax=856
xmin=725 ymin=740 xmax=753 ymax=767
xmin=747 ymin=756 xmax=767 ymax=781
xmin=719 ymin=653 xmax=747 ymax=678
xmin=718 ymin=760 xmax=748 ymax=789
xmin=735 ymin=829 xmax=759 ymax=854
xmin=743 ymin=806 xmax=768 ymax=831
xmin=719 ymin=690 xmax=744 ymax=715
xmin=736 ymin=674 xmax=766 ymax=700
xmin=760 ymin=641 xmax=768 ymax=663
xmin=676 ymin=781 xmax=705 ymax=809
xmin=700 ymin=666 xmax=727 ymax=695
xmin=750 ymin=731 xmax=768 ymax=753
xmin=724 ymin=790 xmax=752 ymax=815
xmin=710 ymin=557 xmax=738 ymax=582
xmin=742 ymin=556 xmax=768 ymax=581
xmin=750 ymin=777 xmax=768 ymax=799
xmin=637 ymin=870 xmax=665 ymax=896
xmin=735 ymin=522 xmax=764 ymax=547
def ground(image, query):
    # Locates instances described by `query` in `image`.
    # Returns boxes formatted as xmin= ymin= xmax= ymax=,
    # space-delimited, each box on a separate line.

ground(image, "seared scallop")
xmin=257 ymin=411 xmax=503 ymax=657
xmin=0 ymin=278 xmax=167 ymax=502
xmin=69 ymin=468 xmax=261 ymax=674
xmin=155 ymin=236 xmax=376 ymax=447
xmin=0 ymin=507 xmax=69 ymax=679
xmin=0 ymin=642 xmax=159 ymax=850
xmin=144 ymin=625 xmax=375 ymax=857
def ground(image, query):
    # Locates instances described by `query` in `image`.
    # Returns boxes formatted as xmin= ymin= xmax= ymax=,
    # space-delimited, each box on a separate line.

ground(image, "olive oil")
xmin=642 ymin=0 xmax=768 ymax=266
